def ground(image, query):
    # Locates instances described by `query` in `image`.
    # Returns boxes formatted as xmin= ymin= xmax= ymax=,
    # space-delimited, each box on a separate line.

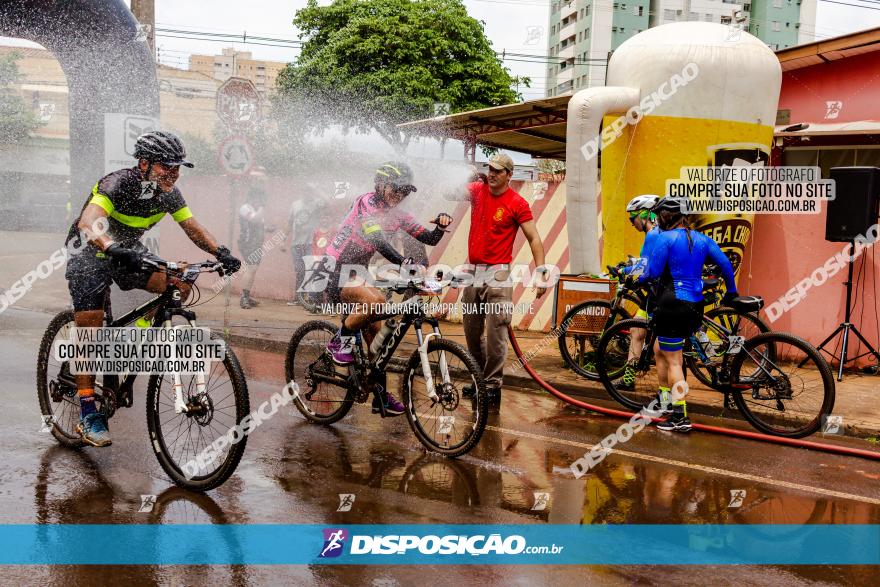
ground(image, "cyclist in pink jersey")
xmin=323 ymin=162 xmax=453 ymax=416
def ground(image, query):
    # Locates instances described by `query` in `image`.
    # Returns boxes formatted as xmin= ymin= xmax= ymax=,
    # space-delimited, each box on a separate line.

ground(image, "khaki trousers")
xmin=461 ymin=284 xmax=513 ymax=391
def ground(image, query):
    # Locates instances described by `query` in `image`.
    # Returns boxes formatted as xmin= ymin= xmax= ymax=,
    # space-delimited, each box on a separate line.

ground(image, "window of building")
xmin=613 ymin=2 xmax=618 ymax=9
xmin=634 ymin=5 xmax=643 ymax=15
xmin=772 ymin=21 xmax=780 ymax=31
xmin=664 ymin=9 xmax=676 ymax=19
xmin=585 ymin=6 xmax=591 ymax=15
xmin=585 ymin=27 xmax=590 ymax=38
xmin=689 ymin=11 xmax=698 ymax=20
xmin=621 ymin=3 xmax=627 ymax=9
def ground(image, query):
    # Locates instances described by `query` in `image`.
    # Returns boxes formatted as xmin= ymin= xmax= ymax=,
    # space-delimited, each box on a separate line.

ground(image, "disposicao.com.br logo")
xmin=318 ymin=529 xmax=563 ymax=559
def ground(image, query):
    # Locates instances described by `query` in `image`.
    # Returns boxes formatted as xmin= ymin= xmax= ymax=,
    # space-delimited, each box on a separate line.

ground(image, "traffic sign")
xmin=217 ymin=77 xmax=262 ymax=131
xmin=218 ymin=135 xmax=255 ymax=176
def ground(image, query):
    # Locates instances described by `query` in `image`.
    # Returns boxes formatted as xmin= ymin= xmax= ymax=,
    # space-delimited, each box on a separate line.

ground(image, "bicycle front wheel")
xmin=730 ymin=332 xmax=835 ymax=438
xmin=557 ymin=300 xmax=631 ymax=380
xmin=147 ymin=333 xmax=250 ymax=492
xmin=402 ymin=338 xmax=487 ymax=457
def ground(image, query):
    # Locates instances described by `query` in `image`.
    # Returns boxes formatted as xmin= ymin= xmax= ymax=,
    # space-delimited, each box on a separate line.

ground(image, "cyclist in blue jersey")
xmin=616 ymin=195 xmax=661 ymax=392
xmin=637 ymin=197 xmax=737 ymax=432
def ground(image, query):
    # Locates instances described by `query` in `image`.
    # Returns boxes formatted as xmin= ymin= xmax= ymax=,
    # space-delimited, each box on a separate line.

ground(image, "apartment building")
xmin=188 ymin=48 xmax=287 ymax=97
xmin=546 ymin=0 xmax=817 ymax=96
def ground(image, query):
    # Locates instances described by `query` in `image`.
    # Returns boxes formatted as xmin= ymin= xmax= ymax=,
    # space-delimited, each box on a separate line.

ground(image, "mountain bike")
xmin=285 ymin=277 xmax=488 ymax=457
xmin=595 ymin=296 xmax=835 ymax=438
xmin=36 ymin=255 xmax=250 ymax=491
xmin=558 ymin=263 xmax=770 ymax=382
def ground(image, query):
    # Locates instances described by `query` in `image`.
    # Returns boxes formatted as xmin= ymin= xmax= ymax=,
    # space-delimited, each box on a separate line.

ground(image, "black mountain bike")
xmin=595 ymin=296 xmax=835 ymax=438
xmin=558 ymin=264 xmax=770 ymax=382
xmin=285 ymin=278 xmax=488 ymax=457
xmin=37 ymin=256 xmax=250 ymax=491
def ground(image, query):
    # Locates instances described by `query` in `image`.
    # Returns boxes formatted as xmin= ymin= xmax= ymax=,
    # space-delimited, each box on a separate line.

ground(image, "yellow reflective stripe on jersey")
xmin=171 ymin=206 xmax=193 ymax=222
xmin=109 ymin=209 xmax=167 ymax=229
xmin=362 ymin=220 xmax=382 ymax=235
xmin=88 ymin=185 xmax=115 ymax=214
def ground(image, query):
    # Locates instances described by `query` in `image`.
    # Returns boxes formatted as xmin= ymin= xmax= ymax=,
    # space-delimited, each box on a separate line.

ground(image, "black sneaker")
xmin=614 ymin=380 xmax=635 ymax=392
xmin=657 ymin=414 xmax=692 ymax=432
xmin=486 ymin=388 xmax=501 ymax=414
xmin=644 ymin=392 xmax=673 ymax=416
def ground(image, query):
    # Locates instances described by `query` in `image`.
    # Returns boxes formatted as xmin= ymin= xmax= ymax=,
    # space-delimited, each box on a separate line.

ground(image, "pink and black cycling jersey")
xmin=326 ymin=192 xmax=443 ymax=266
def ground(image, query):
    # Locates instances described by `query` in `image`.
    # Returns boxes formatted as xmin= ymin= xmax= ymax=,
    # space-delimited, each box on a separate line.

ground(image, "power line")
xmin=817 ymin=0 xmax=880 ymax=9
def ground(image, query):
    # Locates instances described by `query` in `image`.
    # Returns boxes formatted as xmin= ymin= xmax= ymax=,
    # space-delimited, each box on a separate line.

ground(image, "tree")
xmin=277 ymin=0 xmax=528 ymax=154
xmin=0 ymin=52 xmax=41 ymax=144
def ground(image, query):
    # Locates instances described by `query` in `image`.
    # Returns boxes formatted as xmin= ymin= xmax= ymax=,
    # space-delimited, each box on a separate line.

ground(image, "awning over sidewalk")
xmin=775 ymin=121 xmax=880 ymax=136
xmin=398 ymin=96 xmax=571 ymax=159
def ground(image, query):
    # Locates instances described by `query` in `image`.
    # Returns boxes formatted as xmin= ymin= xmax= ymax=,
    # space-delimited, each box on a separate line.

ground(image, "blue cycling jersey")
xmin=638 ymin=227 xmax=737 ymax=303
xmin=623 ymin=226 xmax=661 ymax=276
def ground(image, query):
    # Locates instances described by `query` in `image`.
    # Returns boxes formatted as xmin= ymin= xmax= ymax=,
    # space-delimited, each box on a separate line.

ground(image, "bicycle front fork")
xmin=165 ymin=318 xmax=208 ymax=415
xmin=414 ymin=324 xmax=448 ymax=402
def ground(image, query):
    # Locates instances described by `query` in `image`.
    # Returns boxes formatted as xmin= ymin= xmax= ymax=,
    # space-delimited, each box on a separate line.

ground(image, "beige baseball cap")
xmin=488 ymin=153 xmax=515 ymax=173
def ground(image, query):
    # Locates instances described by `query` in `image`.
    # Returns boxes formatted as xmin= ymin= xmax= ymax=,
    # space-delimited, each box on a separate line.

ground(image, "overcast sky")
xmin=1 ymin=0 xmax=878 ymax=161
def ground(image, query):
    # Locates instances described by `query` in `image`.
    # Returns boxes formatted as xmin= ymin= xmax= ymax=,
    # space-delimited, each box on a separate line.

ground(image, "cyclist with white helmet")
xmin=614 ymin=194 xmax=662 ymax=392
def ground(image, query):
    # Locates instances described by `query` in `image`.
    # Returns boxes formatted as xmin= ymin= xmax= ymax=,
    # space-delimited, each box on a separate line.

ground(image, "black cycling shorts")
xmin=65 ymin=243 xmax=154 ymax=312
xmin=652 ymin=289 xmax=704 ymax=341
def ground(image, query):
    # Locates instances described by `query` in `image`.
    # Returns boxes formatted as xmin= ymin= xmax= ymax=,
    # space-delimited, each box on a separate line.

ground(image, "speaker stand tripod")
xmin=814 ymin=242 xmax=880 ymax=381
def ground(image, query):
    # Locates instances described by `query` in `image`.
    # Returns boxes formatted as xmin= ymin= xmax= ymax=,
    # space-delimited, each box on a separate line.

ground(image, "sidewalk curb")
xmin=220 ymin=327 xmax=880 ymax=442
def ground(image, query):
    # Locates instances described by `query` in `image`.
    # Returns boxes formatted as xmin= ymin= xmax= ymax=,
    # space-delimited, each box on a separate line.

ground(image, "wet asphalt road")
xmin=1 ymin=306 xmax=879 ymax=586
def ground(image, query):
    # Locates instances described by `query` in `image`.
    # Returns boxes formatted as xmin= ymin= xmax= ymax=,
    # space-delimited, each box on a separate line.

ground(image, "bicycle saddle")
xmin=730 ymin=295 xmax=764 ymax=312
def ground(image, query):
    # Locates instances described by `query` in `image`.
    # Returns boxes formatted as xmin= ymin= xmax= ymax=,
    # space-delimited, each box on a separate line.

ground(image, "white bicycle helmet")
xmin=626 ymin=194 xmax=661 ymax=213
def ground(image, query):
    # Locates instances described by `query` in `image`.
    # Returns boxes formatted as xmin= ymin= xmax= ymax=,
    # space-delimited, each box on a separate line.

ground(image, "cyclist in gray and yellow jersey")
xmin=64 ymin=131 xmax=242 ymax=447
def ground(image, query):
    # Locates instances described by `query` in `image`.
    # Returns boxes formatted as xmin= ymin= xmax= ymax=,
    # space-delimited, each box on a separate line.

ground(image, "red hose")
xmin=507 ymin=326 xmax=880 ymax=461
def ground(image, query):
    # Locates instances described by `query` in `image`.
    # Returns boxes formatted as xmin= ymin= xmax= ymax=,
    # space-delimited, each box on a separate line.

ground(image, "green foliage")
xmin=0 ymin=52 xmax=42 ymax=143
xmin=277 ymin=0 xmax=529 ymax=153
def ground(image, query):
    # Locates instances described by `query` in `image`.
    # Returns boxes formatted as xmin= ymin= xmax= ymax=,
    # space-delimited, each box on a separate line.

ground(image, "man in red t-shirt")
xmin=448 ymin=153 xmax=548 ymax=412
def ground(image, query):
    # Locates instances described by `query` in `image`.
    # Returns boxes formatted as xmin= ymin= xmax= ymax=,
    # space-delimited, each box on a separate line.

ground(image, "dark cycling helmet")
xmin=652 ymin=196 xmax=682 ymax=213
xmin=375 ymin=161 xmax=417 ymax=193
xmin=133 ymin=131 xmax=194 ymax=168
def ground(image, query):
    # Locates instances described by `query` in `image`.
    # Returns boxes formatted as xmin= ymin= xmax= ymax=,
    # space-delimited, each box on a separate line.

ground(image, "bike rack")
xmin=507 ymin=326 xmax=880 ymax=462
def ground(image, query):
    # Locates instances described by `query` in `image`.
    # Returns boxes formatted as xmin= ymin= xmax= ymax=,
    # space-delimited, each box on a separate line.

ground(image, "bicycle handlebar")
xmin=140 ymin=256 xmax=225 ymax=280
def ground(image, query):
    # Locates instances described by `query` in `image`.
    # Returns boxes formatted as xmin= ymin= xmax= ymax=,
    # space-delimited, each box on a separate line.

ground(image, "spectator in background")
xmin=237 ymin=187 xmax=272 ymax=309
xmin=285 ymin=188 xmax=321 ymax=305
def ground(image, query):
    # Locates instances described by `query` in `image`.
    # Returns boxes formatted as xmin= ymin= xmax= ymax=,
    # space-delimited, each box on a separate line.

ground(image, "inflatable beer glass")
xmin=595 ymin=22 xmax=782 ymax=277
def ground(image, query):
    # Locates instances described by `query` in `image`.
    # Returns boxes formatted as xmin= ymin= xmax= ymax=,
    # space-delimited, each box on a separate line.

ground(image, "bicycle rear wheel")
xmin=730 ymin=332 xmax=835 ymax=438
xmin=688 ymin=308 xmax=771 ymax=391
xmin=285 ymin=320 xmax=354 ymax=424
xmin=557 ymin=300 xmax=631 ymax=380
xmin=596 ymin=318 xmax=659 ymax=412
xmin=36 ymin=310 xmax=117 ymax=448
xmin=402 ymin=338 xmax=487 ymax=457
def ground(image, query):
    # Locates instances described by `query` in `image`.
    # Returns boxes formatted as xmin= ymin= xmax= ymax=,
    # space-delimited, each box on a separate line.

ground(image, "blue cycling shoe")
xmin=76 ymin=413 xmax=112 ymax=447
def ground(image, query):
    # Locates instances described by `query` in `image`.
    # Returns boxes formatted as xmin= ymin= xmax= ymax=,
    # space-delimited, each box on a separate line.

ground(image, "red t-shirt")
xmin=466 ymin=182 xmax=534 ymax=265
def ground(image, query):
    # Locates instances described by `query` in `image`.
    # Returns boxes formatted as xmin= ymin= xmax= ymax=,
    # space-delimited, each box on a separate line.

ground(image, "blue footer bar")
xmin=0 ymin=524 xmax=878 ymax=565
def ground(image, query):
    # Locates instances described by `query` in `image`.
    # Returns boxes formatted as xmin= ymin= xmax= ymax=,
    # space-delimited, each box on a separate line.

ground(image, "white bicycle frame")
xmin=163 ymin=320 xmax=207 ymax=414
